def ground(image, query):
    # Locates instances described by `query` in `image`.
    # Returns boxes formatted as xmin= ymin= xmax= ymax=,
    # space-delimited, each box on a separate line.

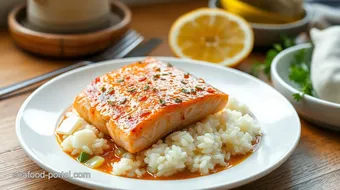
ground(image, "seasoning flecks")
xmin=120 ymin=97 xmax=127 ymax=104
xmin=181 ymin=88 xmax=190 ymax=94
xmin=127 ymin=87 xmax=136 ymax=93
xmin=159 ymin=99 xmax=166 ymax=106
xmin=181 ymin=80 xmax=188 ymax=85
xmin=153 ymin=74 xmax=160 ymax=80
xmin=174 ymin=98 xmax=182 ymax=103
xmin=195 ymin=86 xmax=204 ymax=91
xmin=143 ymin=85 xmax=150 ymax=91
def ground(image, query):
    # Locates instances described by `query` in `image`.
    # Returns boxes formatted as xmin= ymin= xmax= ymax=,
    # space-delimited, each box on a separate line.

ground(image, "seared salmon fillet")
xmin=74 ymin=58 xmax=228 ymax=153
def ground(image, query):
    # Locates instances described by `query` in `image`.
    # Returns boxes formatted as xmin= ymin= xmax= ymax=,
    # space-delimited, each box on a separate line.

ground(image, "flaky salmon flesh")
xmin=74 ymin=58 xmax=229 ymax=153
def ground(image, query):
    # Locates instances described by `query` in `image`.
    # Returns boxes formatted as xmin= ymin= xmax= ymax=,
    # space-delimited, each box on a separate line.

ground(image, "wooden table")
xmin=0 ymin=1 xmax=339 ymax=189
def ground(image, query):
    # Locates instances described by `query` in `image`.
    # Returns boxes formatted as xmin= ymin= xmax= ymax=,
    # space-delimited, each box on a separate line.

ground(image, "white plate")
xmin=16 ymin=57 xmax=300 ymax=190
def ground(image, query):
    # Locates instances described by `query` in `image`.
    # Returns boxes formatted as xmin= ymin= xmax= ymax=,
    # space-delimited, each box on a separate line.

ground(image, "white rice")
xmin=58 ymin=97 xmax=261 ymax=177
xmin=59 ymin=110 xmax=110 ymax=156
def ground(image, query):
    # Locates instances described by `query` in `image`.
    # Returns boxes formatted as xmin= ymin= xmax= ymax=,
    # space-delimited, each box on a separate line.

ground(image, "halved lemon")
xmin=169 ymin=8 xmax=254 ymax=67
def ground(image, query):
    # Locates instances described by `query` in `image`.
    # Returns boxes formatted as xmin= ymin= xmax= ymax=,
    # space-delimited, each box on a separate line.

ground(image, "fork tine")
xmin=90 ymin=30 xmax=140 ymax=62
xmin=111 ymin=33 xmax=144 ymax=59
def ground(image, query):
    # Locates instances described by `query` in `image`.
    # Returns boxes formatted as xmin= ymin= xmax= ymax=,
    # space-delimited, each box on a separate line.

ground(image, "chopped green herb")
xmin=153 ymin=74 xmax=160 ymax=80
xmin=162 ymin=73 xmax=169 ymax=76
xmin=107 ymin=100 xmax=114 ymax=105
xmin=251 ymin=35 xmax=296 ymax=79
xmin=195 ymin=86 xmax=204 ymax=91
xmin=101 ymin=86 xmax=106 ymax=92
xmin=117 ymin=79 xmax=124 ymax=83
xmin=288 ymin=49 xmax=314 ymax=101
xmin=292 ymin=93 xmax=303 ymax=101
xmin=181 ymin=88 xmax=190 ymax=94
xmin=181 ymin=80 xmax=188 ymax=85
xmin=166 ymin=62 xmax=173 ymax=67
xmin=159 ymin=99 xmax=166 ymax=106
xmin=174 ymin=98 xmax=182 ymax=103
xmin=127 ymin=88 xmax=136 ymax=92
xmin=77 ymin=151 xmax=90 ymax=163
xmin=143 ymin=85 xmax=150 ymax=91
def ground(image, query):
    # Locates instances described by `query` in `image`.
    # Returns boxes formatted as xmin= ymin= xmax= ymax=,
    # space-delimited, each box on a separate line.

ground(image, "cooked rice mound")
xmin=59 ymin=97 xmax=261 ymax=177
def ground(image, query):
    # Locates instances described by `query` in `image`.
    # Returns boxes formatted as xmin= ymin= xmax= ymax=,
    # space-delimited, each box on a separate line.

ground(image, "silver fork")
xmin=0 ymin=30 xmax=144 ymax=99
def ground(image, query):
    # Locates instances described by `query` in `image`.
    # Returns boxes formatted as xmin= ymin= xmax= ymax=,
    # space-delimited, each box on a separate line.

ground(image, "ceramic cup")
xmin=27 ymin=0 xmax=110 ymax=33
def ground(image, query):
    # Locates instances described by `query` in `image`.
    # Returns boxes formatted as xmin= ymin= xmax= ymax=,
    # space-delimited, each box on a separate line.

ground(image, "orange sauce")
xmin=56 ymin=132 xmax=260 ymax=180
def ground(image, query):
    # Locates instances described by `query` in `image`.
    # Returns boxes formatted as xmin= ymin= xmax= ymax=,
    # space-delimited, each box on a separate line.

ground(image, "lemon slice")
xmin=169 ymin=8 xmax=254 ymax=67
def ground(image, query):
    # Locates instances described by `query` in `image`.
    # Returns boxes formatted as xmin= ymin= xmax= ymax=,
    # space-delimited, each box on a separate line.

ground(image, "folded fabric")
xmin=306 ymin=3 xmax=340 ymax=29
xmin=310 ymin=27 xmax=340 ymax=104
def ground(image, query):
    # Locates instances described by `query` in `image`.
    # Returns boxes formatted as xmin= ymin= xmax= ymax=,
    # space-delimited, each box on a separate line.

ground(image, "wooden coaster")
xmin=8 ymin=1 xmax=131 ymax=58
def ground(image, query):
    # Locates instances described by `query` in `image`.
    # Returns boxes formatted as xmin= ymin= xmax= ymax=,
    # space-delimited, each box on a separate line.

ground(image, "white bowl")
xmin=271 ymin=43 xmax=340 ymax=130
xmin=208 ymin=0 xmax=310 ymax=47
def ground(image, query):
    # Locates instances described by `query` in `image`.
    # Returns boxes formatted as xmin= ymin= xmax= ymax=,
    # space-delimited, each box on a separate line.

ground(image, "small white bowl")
xmin=271 ymin=43 xmax=340 ymax=131
xmin=208 ymin=0 xmax=310 ymax=47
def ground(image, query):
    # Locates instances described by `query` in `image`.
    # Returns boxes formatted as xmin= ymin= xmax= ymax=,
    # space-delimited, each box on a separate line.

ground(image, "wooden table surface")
xmin=0 ymin=1 xmax=339 ymax=189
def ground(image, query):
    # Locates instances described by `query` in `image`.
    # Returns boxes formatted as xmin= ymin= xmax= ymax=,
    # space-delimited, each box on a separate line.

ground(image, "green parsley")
xmin=143 ymin=85 xmax=150 ymax=91
xmin=101 ymin=86 xmax=106 ymax=92
xmin=117 ymin=79 xmax=124 ymax=83
xmin=159 ymin=99 xmax=166 ymax=106
xmin=251 ymin=35 xmax=296 ymax=79
xmin=174 ymin=98 xmax=182 ymax=103
xmin=288 ymin=49 xmax=315 ymax=101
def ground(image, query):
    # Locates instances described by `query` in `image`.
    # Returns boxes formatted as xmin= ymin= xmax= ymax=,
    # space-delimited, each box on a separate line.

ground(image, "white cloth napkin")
xmin=306 ymin=3 xmax=340 ymax=29
xmin=310 ymin=27 xmax=340 ymax=104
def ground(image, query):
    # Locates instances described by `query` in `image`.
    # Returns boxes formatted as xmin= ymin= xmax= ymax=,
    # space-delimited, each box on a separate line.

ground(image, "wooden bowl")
xmin=8 ymin=1 xmax=131 ymax=57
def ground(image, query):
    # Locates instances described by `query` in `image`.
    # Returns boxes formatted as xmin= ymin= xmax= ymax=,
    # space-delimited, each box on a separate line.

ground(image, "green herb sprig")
xmin=288 ymin=49 xmax=315 ymax=101
xmin=251 ymin=35 xmax=295 ymax=79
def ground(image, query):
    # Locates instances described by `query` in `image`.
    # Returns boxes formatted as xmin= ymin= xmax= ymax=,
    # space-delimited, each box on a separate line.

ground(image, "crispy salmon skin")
xmin=74 ymin=58 xmax=228 ymax=153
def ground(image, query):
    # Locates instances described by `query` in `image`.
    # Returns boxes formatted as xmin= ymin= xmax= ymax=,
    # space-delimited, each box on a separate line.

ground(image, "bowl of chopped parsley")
xmin=271 ymin=43 xmax=340 ymax=130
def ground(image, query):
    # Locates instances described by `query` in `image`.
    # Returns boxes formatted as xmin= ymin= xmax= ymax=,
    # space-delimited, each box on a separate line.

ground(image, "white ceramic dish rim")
xmin=16 ymin=57 xmax=301 ymax=190
xmin=208 ymin=0 xmax=310 ymax=30
xmin=271 ymin=43 xmax=340 ymax=109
